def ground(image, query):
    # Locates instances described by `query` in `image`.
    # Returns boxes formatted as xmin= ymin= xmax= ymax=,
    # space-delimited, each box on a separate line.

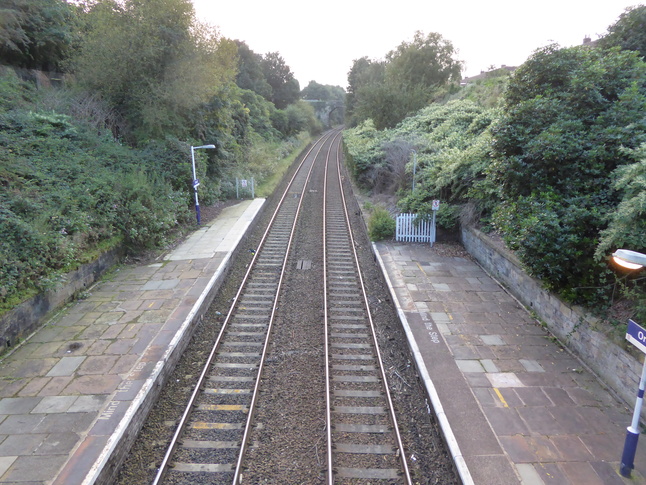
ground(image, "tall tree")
xmin=261 ymin=52 xmax=299 ymax=109
xmin=73 ymin=0 xmax=237 ymax=141
xmin=597 ymin=5 xmax=646 ymax=58
xmin=385 ymin=31 xmax=462 ymax=88
xmin=345 ymin=57 xmax=385 ymax=126
xmin=346 ymin=32 xmax=462 ymax=129
xmin=234 ymin=40 xmax=272 ymax=100
xmin=0 ymin=0 xmax=79 ymax=71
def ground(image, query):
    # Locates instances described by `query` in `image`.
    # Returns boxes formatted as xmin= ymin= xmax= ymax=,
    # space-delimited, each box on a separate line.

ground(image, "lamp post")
xmin=612 ymin=248 xmax=646 ymax=478
xmin=410 ymin=149 xmax=417 ymax=193
xmin=613 ymin=249 xmax=646 ymax=270
xmin=190 ymin=144 xmax=215 ymax=225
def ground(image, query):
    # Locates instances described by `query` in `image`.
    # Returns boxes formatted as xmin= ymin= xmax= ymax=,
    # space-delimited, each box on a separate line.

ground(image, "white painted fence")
xmin=396 ymin=213 xmax=436 ymax=245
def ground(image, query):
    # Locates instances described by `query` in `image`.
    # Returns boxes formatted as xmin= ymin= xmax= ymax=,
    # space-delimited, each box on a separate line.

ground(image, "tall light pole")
xmin=613 ymin=249 xmax=646 ymax=270
xmin=612 ymin=248 xmax=646 ymax=478
xmin=410 ymin=149 xmax=417 ymax=193
xmin=190 ymin=144 xmax=215 ymax=225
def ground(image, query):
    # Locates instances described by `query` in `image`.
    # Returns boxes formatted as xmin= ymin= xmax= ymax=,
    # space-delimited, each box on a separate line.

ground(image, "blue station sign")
xmin=626 ymin=319 xmax=646 ymax=355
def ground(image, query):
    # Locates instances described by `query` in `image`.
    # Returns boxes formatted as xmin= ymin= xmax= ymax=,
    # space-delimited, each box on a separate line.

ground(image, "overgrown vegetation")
xmin=346 ymin=31 xmax=462 ymax=130
xmin=367 ymin=206 xmax=396 ymax=241
xmin=0 ymin=0 xmax=79 ymax=72
xmin=344 ymin=98 xmax=500 ymax=232
xmin=344 ymin=5 xmax=646 ymax=323
xmin=489 ymin=43 xmax=646 ymax=306
xmin=0 ymin=0 xmax=341 ymax=314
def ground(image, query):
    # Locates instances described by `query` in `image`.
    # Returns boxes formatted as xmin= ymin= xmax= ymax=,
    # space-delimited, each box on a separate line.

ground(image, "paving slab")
xmin=0 ymin=199 xmax=264 ymax=485
xmin=374 ymin=241 xmax=646 ymax=485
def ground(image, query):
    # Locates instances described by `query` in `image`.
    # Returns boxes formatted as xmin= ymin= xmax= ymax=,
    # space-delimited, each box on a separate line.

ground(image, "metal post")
xmin=411 ymin=150 xmax=417 ymax=193
xmin=190 ymin=146 xmax=200 ymax=225
xmin=252 ymin=177 xmax=255 ymax=199
xmin=620 ymin=358 xmax=646 ymax=477
xmin=189 ymin=145 xmax=215 ymax=225
xmin=236 ymin=178 xmax=239 ymax=199
xmin=430 ymin=211 xmax=436 ymax=247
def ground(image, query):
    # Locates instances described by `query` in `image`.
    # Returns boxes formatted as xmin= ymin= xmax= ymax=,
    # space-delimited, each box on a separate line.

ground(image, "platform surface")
xmin=0 ymin=199 xmax=264 ymax=485
xmin=374 ymin=241 xmax=646 ymax=485
xmin=1 ymin=200 xmax=644 ymax=484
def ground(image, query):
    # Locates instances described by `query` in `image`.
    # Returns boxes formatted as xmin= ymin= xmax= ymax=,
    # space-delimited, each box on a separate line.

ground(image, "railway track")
xmin=323 ymin=140 xmax=411 ymax=484
xmin=151 ymin=130 xmax=413 ymax=484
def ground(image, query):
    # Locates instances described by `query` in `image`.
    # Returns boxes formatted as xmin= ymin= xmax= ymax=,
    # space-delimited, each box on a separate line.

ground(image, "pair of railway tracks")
xmin=153 ymin=130 xmax=412 ymax=484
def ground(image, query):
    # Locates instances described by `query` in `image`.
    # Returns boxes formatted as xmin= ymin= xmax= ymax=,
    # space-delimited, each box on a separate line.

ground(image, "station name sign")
xmin=626 ymin=319 xmax=646 ymax=355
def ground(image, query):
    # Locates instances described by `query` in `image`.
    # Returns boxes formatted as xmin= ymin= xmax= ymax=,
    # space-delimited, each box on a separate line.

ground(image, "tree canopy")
xmin=597 ymin=4 xmax=646 ymax=58
xmin=385 ymin=31 xmax=462 ymax=87
xmin=0 ymin=0 xmax=79 ymax=71
xmin=346 ymin=32 xmax=462 ymax=129
xmin=261 ymin=51 xmax=300 ymax=109
xmin=235 ymin=40 xmax=273 ymax=100
xmin=72 ymin=0 xmax=237 ymax=141
xmin=234 ymin=43 xmax=302 ymax=110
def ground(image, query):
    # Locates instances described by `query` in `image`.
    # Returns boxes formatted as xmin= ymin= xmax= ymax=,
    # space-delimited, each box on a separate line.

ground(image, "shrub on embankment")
xmin=0 ymin=0 xmax=334 ymax=320
xmin=0 ymin=69 xmax=192 ymax=310
xmin=0 ymin=68 xmax=309 ymax=316
xmin=343 ymin=6 xmax=646 ymax=324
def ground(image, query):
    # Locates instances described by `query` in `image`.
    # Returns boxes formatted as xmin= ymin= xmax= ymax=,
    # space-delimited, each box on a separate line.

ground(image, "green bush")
xmin=435 ymin=203 xmax=461 ymax=231
xmin=596 ymin=144 xmax=646 ymax=258
xmin=368 ymin=208 xmax=395 ymax=241
xmin=342 ymin=119 xmax=384 ymax=188
xmin=0 ymin=72 xmax=195 ymax=309
xmin=114 ymin=171 xmax=191 ymax=248
xmin=492 ymin=193 xmax=613 ymax=304
xmin=487 ymin=44 xmax=646 ymax=305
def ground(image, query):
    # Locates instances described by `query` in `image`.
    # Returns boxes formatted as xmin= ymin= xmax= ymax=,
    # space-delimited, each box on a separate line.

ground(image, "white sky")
xmin=192 ymin=1 xmax=639 ymax=90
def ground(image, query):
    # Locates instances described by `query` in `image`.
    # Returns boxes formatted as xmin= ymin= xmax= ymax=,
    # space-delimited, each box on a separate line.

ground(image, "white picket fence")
xmin=396 ymin=213 xmax=436 ymax=245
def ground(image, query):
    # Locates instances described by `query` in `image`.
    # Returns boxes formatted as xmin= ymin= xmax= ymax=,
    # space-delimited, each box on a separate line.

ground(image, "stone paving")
xmin=374 ymin=241 xmax=646 ymax=485
xmin=0 ymin=199 xmax=264 ymax=485
xmin=1 ymin=197 xmax=645 ymax=484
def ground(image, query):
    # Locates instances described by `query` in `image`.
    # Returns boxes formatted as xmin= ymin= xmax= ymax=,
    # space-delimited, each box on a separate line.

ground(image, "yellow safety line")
xmin=442 ymin=304 xmax=453 ymax=321
xmin=493 ymin=388 xmax=508 ymax=408
xmin=416 ymin=262 xmax=427 ymax=276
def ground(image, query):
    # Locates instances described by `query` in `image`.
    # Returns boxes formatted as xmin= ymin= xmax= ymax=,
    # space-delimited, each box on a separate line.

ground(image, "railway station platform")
xmin=1 ymin=194 xmax=645 ymax=485
xmin=374 ymin=241 xmax=646 ymax=485
xmin=0 ymin=198 xmax=265 ymax=485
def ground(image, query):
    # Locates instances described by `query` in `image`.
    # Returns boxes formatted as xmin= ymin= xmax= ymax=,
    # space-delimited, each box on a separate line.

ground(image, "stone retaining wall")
xmin=461 ymin=226 xmax=643 ymax=411
xmin=0 ymin=247 xmax=123 ymax=352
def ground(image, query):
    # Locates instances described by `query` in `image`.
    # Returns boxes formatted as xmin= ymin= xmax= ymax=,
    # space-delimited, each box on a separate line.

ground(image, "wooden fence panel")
xmin=395 ymin=213 xmax=436 ymax=245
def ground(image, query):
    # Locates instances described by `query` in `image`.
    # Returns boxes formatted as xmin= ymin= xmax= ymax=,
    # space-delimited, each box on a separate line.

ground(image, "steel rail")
xmin=322 ymin=131 xmax=344 ymax=485
xmin=230 ymin=132 xmax=336 ymax=484
xmin=334 ymin=139 xmax=413 ymax=484
xmin=152 ymin=130 xmax=339 ymax=485
xmin=322 ymin=135 xmax=413 ymax=484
